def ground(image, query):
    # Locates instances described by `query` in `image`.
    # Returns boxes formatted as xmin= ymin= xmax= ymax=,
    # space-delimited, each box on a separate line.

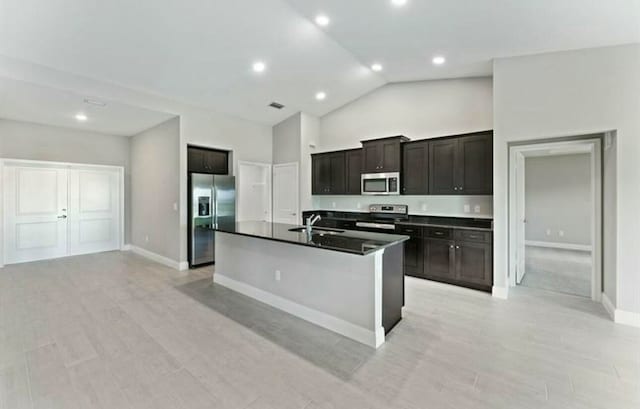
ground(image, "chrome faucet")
xmin=305 ymin=214 xmax=321 ymax=235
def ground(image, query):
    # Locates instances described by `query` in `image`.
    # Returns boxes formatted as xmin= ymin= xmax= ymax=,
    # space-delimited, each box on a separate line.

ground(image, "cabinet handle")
xmin=459 ymin=186 xmax=464 ymax=190
xmin=434 ymin=231 xmax=444 ymax=236
xmin=450 ymin=245 xmax=454 ymax=249
xmin=454 ymin=187 xmax=458 ymax=191
xmin=456 ymin=245 xmax=460 ymax=249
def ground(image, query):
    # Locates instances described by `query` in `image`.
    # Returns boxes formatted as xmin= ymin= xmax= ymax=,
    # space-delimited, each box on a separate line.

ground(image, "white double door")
xmin=3 ymin=163 xmax=121 ymax=264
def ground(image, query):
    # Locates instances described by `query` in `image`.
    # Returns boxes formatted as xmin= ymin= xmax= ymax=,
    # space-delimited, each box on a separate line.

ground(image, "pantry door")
xmin=67 ymin=168 xmax=121 ymax=256
xmin=3 ymin=165 xmax=69 ymax=264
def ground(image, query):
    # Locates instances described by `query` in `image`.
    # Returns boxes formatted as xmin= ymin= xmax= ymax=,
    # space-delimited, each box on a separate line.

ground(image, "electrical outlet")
xmin=464 ymin=204 xmax=470 ymax=213
xmin=421 ymin=203 xmax=428 ymax=211
xmin=332 ymin=202 xmax=336 ymax=208
xmin=559 ymin=230 xmax=565 ymax=237
xmin=275 ymin=270 xmax=281 ymax=281
xmin=173 ymin=202 xmax=178 ymax=211
xmin=357 ymin=202 xmax=362 ymax=209
xmin=145 ymin=235 xmax=149 ymax=243
xmin=474 ymin=205 xmax=481 ymax=213
xmin=546 ymin=229 xmax=551 ymax=236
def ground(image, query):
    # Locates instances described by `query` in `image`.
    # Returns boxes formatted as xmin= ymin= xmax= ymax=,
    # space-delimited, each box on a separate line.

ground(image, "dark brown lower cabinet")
xmin=403 ymin=237 xmax=423 ymax=276
xmin=423 ymin=238 xmax=455 ymax=281
xmin=403 ymin=226 xmax=493 ymax=292
xmin=454 ymin=241 xmax=492 ymax=287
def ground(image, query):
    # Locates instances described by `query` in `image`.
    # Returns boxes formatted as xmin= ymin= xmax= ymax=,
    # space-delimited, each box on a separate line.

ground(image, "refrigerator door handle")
xmin=213 ymin=186 xmax=218 ymax=229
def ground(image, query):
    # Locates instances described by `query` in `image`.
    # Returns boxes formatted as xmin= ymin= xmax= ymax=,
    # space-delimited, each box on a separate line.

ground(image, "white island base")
xmin=213 ymin=231 xmax=404 ymax=348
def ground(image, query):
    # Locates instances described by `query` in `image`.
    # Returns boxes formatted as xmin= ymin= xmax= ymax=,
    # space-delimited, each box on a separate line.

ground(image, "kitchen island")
xmin=214 ymin=221 xmax=409 ymax=348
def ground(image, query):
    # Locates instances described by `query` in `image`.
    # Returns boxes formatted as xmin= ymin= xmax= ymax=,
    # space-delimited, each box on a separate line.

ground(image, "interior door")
xmin=515 ymin=154 xmax=527 ymax=284
xmin=273 ymin=163 xmax=299 ymax=224
xmin=67 ymin=168 xmax=120 ymax=256
xmin=3 ymin=166 xmax=68 ymax=264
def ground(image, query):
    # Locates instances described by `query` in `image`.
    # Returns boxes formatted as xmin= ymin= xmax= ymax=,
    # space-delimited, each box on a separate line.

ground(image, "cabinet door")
xmin=381 ymin=140 xmax=401 ymax=172
xmin=455 ymin=241 xmax=492 ymax=287
xmin=423 ymin=238 xmax=455 ymax=280
xmin=204 ymin=150 xmax=229 ymax=174
xmin=402 ymin=141 xmax=429 ymax=195
xmin=429 ymin=138 xmax=458 ymax=194
xmin=345 ymin=150 xmax=363 ymax=195
xmin=404 ymin=237 xmax=424 ymax=276
xmin=363 ymin=143 xmax=382 ymax=173
xmin=328 ymin=152 xmax=346 ymax=194
xmin=457 ymin=133 xmax=492 ymax=194
xmin=188 ymin=148 xmax=206 ymax=173
xmin=312 ymin=154 xmax=331 ymax=194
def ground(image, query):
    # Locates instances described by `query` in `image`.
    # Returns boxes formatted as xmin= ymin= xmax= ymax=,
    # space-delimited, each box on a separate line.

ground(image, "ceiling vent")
xmin=268 ymin=102 xmax=285 ymax=110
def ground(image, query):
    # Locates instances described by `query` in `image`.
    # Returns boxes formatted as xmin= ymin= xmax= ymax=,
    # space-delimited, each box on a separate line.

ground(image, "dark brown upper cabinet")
xmin=457 ymin=133 xmax=493 ymax=195
xmin=188 ymin=146 xmax=229 ymax=174
xmin=401 ymin=140 xmax=429 ymax=195
xmin=428 ymin=131 xmax=492 ymax=195
xmin=312 ymin=151 xmax=346 ymax=195
xmin=361 ymin=136 xmax=409 ymax=173
xmin=345 ymin=149 xmax=363 ymax=195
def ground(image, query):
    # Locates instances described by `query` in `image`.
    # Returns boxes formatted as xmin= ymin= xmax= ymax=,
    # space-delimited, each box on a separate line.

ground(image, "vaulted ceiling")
xmin=1 ymin=0 xmax=638 ymax=125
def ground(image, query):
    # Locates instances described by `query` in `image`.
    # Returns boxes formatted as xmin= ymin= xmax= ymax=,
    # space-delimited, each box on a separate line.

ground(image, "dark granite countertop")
xmin=215 ymin=221 xmax=409 ymax=256
xmin=301 ymin=210 xmax=493 ymax=231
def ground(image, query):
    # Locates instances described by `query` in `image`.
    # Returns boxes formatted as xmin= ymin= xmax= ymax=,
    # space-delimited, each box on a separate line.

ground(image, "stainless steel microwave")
xmin=361 ymin=172 xmax=400 ymax=195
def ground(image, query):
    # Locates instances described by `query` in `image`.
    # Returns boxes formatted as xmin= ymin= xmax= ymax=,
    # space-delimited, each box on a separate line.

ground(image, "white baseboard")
xmin=128 ymin=245 xmax=184 ymax=271
xmin=213 ymin=273 xmax=381 ymax=348
xmin=601 ymin=292 xmax=616 ymax=319
xmin=601 ymin=292 xmax=640 ymax=328
xmin=492 ymin=286 xmax=509 ymax=299
xmin=525 ymin=240 xmax=591 ymax=252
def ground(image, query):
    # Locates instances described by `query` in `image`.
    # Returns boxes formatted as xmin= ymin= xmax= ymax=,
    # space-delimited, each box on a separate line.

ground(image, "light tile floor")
xmin=522 ymin=246 xmax=592 ymax=297
xmin=0 ymin=251 xmax=638 ymax=409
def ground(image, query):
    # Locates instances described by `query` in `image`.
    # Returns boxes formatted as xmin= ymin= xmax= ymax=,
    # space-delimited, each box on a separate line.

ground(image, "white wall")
xmin=0 ymin=58 xmax=274 ymax=266
xmin=494 ymin=44 xmax=640 ymax=314
xmin=525 ymin=154 xmax=591 ymax=245
xmin=272 ymin=113 xmax=301 ymax=164
xmin=272 ymin=112 xmax=320 ymax=217
xmin=178 ymin=109 xmax=273 ymax=263
xmin=319 ymin=77 xmax=493 ymax=151
xmin=0 ymin=118 xmax=132 ymax=243
xmin=313 ymin=77 xmax=494 ymax=217
xmin=130 ymin=117 xmax=180 ymax=262
xmin=300 ymin=113 xmax=319 ymax=213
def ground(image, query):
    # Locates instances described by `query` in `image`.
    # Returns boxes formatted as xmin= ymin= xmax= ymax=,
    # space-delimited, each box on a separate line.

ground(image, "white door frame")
xmin=237 ymin=160 xmax=272 ymax=222
xmin=0 ymin=158 xmax=125 ymax=267
xmin=508 ymin=139 xmax=602 ymax=301
xmin=273 ymin=162 xmax=300 ymax=224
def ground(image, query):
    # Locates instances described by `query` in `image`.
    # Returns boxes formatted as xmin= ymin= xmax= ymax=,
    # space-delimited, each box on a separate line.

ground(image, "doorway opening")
xmin=509 ymin=137 xmax=602 ymax=301
xmin=236 ymin=161 xmax=272 ymax=222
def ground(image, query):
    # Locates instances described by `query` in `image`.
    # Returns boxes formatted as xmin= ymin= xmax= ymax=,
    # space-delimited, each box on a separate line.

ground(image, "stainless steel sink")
xmin=288 ymin=227 xmax=344 ymax=234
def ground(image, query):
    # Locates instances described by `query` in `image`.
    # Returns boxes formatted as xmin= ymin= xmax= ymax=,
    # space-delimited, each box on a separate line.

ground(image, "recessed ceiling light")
xmin=75 ymin=113 xmax=88 ymax=121
xmin=371 ymin=63 xmax=383 ymax=72
xmin=315 ymin=91 xmax=327 ymax=101
xmin=252 ymin=61 xmax=266 ymax=73
xmin=391 ymin=0 xmax=408 ymax=7
xmin=432 ymin=55 xmax=446 ymax=65
xmin=315 ymin=15 xmax=330 ymax=26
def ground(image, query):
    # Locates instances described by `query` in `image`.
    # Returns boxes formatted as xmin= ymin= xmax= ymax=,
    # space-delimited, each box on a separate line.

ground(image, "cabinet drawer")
xmin=425 ymin=227 xmax=452 ymax=240
xmin=395 ymin=224 xmax=423 ymax=238
xmin=454 ymin=229 xmax=491 ymax=243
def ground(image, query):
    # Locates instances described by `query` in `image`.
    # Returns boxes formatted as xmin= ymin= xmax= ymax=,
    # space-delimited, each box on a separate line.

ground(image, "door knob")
xmin=57 ymin=215 xmax=67 ymax=219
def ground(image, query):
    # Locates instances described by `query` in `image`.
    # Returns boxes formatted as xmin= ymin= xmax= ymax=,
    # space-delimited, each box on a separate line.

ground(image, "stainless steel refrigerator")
xmin=189 ymin=174 xmax=236 ymax=267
